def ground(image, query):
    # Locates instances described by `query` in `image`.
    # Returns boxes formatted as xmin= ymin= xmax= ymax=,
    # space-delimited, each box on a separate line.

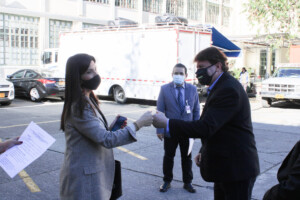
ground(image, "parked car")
xmin=7 ymin=69 xmax=65 ymax=102
xmin=260 ymin=63 xmax=300 ymax=107
xmin=0 ymin=78 xmax=14 ymax=105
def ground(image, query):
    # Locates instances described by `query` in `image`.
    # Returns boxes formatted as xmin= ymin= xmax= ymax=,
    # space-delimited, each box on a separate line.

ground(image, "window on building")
xmin=166 ymin=0 xmax=184 ymax=17
xmin=0 ymin=14 xmax=39 ymax=66
xmin=83 ymin=0 xmax=109 ymax=4
xmin=260 ymin=50 xmax=267 ymax=77
xmin=49 ymin=19 xmax=72 ymax=48
xmin=115 ymin=0 xmax=137 ymax=9
xmin=206 ymin=1 xmax=219 ymax=25
xmin=222 ymin=6 xmax=230 ymax=27
xmin=143 ymin=0 xmax=162 ymax=13
xmin=187 ymin=0 xmax=203 ymax=21
xmin=271 ymin=50 xmax=276 ymax=74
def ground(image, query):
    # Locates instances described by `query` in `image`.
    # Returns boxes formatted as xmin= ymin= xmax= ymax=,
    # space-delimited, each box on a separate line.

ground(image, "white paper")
xmin=0 ymin=122 xmax=56 ymax=178
xmin=187 ymin=138 xmax=195 ymax=156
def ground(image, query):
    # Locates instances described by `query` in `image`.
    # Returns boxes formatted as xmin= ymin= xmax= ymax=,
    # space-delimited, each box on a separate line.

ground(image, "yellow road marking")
xmin=0 ymin=138 xmax=41 ymax=193
xmin=117 ymin=147 xmax=148 ymax=160
xmin=18 ymin=170 xmax=41 ymax=193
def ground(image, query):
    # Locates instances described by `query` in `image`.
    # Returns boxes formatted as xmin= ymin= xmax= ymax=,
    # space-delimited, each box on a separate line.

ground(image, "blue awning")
xmin=211 ymin=27 xmax=241 ymax=57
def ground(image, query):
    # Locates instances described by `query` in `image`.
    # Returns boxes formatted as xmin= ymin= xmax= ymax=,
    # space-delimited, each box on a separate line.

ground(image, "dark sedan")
xmin=7 ymin=69 xmax=65 ymax=102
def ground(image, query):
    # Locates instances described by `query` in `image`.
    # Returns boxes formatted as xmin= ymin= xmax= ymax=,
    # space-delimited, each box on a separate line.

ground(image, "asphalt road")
xmin=0 ymin=97 xmax=300 ymax=200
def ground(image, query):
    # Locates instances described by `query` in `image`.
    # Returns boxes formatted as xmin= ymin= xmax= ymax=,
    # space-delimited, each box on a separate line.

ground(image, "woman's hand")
xmin=109 ymin=115 xmax=127 ymax=131
xmin=0 ymin=137 xmax=23 ymax=153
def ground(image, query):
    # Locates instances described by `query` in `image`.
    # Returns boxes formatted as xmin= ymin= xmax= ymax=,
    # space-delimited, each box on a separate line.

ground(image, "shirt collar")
xmin=208 ymin=72 xmax=224 ymax=94
xmin=173 ymin=82 xmax=185 ymax=88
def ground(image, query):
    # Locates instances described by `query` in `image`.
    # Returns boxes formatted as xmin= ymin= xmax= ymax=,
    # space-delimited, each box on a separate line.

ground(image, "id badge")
xmin=185 ymin=100 xmax=191 ymax=114
xmin=186 ymin=106 xmax=191 ymax=114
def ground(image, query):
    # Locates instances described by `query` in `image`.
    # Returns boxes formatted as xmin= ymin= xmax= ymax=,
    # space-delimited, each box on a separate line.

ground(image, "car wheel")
xmin=262 ymin=98 xmax=271 ymax=108
xmin=1 ymin=101 xmax=12 ymax=106
xmin=113 ymin=86 xmax=126 ymax=104
xmin=29 ymin=87 xmax=41 ymax=102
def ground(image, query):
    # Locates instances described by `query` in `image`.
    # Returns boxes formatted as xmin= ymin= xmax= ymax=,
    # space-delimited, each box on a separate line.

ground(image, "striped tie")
xmin=176 ymin=86 xmax=185 ymax=114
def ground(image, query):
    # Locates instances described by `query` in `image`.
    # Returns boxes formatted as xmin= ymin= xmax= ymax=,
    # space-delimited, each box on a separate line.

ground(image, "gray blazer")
xmin=60 ymin=103 xmax=137 ymax=200
xmin=156 ymin=82 xmax=200 ymax=133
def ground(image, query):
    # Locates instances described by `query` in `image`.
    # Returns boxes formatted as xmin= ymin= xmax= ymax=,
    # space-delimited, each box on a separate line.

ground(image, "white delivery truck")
xmin=57 ymin=25 xmax=212 ymax=103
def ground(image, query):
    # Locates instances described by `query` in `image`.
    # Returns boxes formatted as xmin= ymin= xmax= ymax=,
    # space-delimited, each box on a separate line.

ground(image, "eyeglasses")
xmin=197 ymin=63 xmax=217 ymax=69
xmin=173 ymin=72 xmax=185 ymax=75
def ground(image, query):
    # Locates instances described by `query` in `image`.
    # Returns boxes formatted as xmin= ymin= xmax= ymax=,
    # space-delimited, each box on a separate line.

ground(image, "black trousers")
xmin=163 ymin=136 xmax=193 ymax=184
xmin=214 ymin=177 xmax=256 ymax=200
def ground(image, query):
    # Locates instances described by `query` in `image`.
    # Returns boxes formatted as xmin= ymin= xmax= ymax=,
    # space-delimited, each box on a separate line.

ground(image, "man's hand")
xmin=157 ymin=133 xmax=164 ymax=141
xmin=194 ymin=153 xmax=201 ymax=167
xmin=153 ymin=111 xmax=168 ymax=128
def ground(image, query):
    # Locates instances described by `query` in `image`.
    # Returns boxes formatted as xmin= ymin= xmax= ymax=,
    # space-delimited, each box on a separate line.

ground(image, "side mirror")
xmin=7 ymin=75 xmax=12 ymax=79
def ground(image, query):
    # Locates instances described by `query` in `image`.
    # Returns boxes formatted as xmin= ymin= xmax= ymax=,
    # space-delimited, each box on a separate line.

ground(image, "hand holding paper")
xmin=0 ymin=137 xmax=23 ymax=154
xmin=0 ymin=122 xmax=55 ymax=178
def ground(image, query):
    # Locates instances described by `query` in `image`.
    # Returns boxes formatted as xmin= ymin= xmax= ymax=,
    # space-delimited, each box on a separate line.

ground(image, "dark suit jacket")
xmin=169 ymin=72 xmax=260 ymax=182
xmin=263 ymin=140 xmax=300 ymax=200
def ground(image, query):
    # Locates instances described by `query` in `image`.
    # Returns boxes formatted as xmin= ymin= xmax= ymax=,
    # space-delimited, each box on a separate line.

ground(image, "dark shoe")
xmin=160 ymin=182 xmax=171 ymax=192
xmin=183 ymin=183 xmax=196 ymax=193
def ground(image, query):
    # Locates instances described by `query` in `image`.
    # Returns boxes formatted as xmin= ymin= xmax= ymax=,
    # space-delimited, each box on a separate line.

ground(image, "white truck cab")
xmin=261 ymin=63 xmax=300 ymax=107
xmin=41 ymin=48 xmax=60 ymax=76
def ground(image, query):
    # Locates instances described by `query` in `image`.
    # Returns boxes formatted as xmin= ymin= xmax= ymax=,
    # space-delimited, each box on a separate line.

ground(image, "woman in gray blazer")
xmin=59 ymin=54 xmax=153 ymax=200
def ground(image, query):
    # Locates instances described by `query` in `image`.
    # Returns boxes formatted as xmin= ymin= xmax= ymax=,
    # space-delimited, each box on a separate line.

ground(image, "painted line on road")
xmin=0 ymin=109 xmax=152 ymax=129
xmin=0 ymin=120 xmax=60 ymax=129
xmin=0 ymin=138 xmax=41 ymax=193
xmin=116 ymin=147 xmax=148 ymax=160
xmin=0 ymin=102 xmax=64 ymax=110
xmin=18 ymin=170 xmax=41 ymax=193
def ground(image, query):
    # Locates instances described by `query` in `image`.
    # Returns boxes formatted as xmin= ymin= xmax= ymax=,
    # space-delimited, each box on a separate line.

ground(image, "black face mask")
xmin=81 ymin=74 xmax=101 ymax=90
xmin=195 ymin=64 xmax=216 ymax=85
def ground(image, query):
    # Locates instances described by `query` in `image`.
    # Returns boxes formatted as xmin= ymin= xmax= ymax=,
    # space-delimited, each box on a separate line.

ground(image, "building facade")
xmin=0 ymin=0 xmax=290 ymax=78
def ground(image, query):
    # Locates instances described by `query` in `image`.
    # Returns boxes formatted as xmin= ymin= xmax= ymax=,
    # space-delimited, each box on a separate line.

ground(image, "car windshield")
xmin=273 ymin=68 xmax=300 ymax=78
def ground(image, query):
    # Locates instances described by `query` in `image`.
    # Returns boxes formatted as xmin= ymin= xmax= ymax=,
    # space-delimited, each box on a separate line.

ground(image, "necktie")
xmin=176 ymin=86 xmax=185 ymax=114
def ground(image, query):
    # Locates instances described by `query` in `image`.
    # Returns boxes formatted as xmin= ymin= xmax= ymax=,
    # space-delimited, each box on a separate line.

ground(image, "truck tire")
xmin=30 ymin=87 xmax=42 ymax=102
xmin=262 ymin=98 xmax=271 ymax=108
xmin=114 ymin=86 xmax=127 ymax=104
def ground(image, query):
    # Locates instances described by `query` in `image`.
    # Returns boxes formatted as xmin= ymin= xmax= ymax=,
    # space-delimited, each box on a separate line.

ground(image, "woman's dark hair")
xmin=60 ymin=53 xmax=98 ymax=131
xmin=194 ymin=47 xmax=229 ymax=72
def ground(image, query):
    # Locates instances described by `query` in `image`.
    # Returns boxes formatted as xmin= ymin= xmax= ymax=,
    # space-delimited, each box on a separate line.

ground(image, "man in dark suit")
xmin=156 ymin=63 xmax=200 ymax=193
xmin=263 ymin=140 xmax=300 ymax=200
xmin=153 ymin=47 xmax=260 ymax=200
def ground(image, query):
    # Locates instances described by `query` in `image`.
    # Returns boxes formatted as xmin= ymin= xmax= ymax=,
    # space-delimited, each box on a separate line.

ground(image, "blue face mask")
xmin=173 ymin=74 xmax=185 ymax=85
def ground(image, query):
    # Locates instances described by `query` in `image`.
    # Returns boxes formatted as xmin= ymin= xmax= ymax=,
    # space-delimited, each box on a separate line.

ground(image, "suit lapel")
xmin=201 ymin=72 xmax=229 ymax=116
xmin=169 ymin=82 xmax=178 ymax=104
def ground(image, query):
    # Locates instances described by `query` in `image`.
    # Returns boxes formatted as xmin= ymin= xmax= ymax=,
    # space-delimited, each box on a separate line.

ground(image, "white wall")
xmin=277 ymin=48 xmax=289 ymax=64
xmin=83 ymin=2 xmax=112 ymax=21
xmin=47 ymin=0 xmax=79 ymax=17
xmin=244 ymin=48 xmax=261 ymax=74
